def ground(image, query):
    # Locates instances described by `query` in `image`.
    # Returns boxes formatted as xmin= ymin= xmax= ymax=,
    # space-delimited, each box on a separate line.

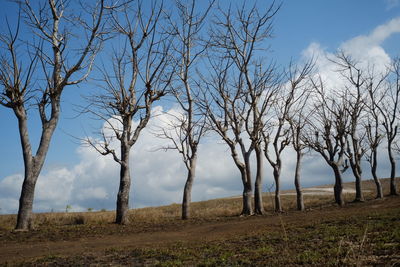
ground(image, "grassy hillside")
xmin=0 ymin=178 xmax=399 ymax=266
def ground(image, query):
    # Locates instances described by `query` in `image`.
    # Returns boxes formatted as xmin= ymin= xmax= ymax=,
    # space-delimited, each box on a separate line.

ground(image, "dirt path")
xmin=1 ymin=197 xmax=399 ymax=264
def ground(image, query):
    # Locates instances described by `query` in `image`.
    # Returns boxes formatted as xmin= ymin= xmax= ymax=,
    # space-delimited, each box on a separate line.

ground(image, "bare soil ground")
xmin=0 ymin=179 xmax=399 ymax=266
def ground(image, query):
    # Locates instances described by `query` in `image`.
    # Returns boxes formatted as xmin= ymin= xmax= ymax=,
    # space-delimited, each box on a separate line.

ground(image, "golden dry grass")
xmin=0 ymin=178 xmax=398 ymax=231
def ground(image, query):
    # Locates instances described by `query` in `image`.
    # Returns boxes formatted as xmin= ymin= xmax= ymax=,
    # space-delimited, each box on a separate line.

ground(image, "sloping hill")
xmin=0 ymin=178 xmax=399 ymax=266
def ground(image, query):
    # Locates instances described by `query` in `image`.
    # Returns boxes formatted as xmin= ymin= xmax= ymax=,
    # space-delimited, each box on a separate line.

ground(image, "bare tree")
xmin=364 ymin=68 xmax=387 ymax=199
xmin=377 ymin=57 xmax=400 ymax=196
xmin=332 ymin=52 xmax=368 ymax=202
xmin=286 ymin=61 xmax=314 ymax=211
xmin=158 ymin=0 xmax=214 ymax=220
xmin=305 ymin=77 xmax=349 ymax=206
xmin=202 ymin=2 xmax=280 ymax=215
xmin=247 ymin=68 xmax=279 ymax=215
xmin=262 ymin=61 xmax=312 ymax=212
xmin=0 ymin=0 xmax=107 ymax=230
xmin=201 ymin=55 xmax=254 ymax=215
xmin=84 ymin=1 xmax=173 ymax=224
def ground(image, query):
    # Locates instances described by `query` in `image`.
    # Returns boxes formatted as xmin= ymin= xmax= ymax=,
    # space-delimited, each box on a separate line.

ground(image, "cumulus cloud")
xmin=303 ymin=17 xmax=400 ymax=80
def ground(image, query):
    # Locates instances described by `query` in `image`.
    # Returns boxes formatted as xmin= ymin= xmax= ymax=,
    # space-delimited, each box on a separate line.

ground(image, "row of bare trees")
xmin=0 ymin=0 xmax=399 ymax=229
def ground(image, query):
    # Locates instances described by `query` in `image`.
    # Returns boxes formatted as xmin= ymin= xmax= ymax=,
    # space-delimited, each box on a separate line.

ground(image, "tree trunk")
xmin=294 ymin=151 xmax=304 ymax=211
xmin=116 ymin=145 xmax=131 ymax=225
xmin=182 ymin=158 xmax=197 ymax=220
xmin=15 ymin=109 xmax=57 ymax=230
xmin=254 ymin=145 xmax=264 ymax=215
xmin=351 ymin=164 xmax=364 ymax=202
xmin=333 ymin=165 xmax=344 ymax=207
xmin=273 ymin=166 xmax=282 ymax=212
xmin=371 ymin=150 xmax=383 ymax=199
xmin=388 ymin=144 xmax=398 ymax=196
xmin=241 ymin=183 xmax=253 ymax=216
xmin=16 ymin=172 xmax=38 ymax=230
xmin=240 ymin=153 xmax=253 ymax=215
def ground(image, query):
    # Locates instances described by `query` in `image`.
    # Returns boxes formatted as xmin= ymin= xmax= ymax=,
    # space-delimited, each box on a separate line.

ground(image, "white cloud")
xmin=303 ymin=17 xmax=400 ymax=81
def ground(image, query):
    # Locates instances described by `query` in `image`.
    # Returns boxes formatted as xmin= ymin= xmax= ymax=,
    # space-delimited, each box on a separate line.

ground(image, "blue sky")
xmin=0 ymin=0 xmax=399 ymax=213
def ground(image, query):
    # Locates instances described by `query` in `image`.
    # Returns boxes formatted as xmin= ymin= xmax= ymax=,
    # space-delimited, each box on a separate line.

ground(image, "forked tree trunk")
xmin=116 ymin=145 xmax=131 ymax=225
xmin=294 ymin=151 xmax=304 ymax=211
xmin=254 ymin=145 xmax=264 ymax=214
xmin=15 ymin=109 xmax=58 ymax=230
xmin=371 ymin=150 xmax=383 ymax=199
xmin=333 ymin=165 xmax=344 ymax=207
xmin=182 ymin=158 xmax=197 ymax=220
xmin=388 ymin=144 xmax=398 ymax=196
xmin=273 ymin=166 xmax=282 ymax=212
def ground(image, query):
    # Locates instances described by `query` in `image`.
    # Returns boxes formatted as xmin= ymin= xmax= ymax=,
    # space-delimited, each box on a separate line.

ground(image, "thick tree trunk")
xmin=182 ymin=158 xmax=197 ymax=220
xmin=372 ymin=171 xmax=383 ymax=199
xmin=371 ymin=150 xmax=383 ymax=199
xmin=351 ymin=165 xmax=364 ymax=202
xmin=240 ymin=153 xmax=253 ymax=215
xmin=254 ymin=145 xmax=264 ymax=215
xmin=116 ymin=145 xmax=131 ymax=225
xmin=15 ymin=109 xmax=57 ymax=230
xmin=241 ymin=183 xmax=253 ymax=216
xmin=294 ymin=151 xmax=304 ymax=211
xmin=388 ymin=145 xmax=398 ymax=196
xmin=273 ymin=166 xmax=282 ymax=212
xmin=333 ymin=165 xmax=344 ymax=207
xmin=16 ymin=172 xmax=38 ymax=230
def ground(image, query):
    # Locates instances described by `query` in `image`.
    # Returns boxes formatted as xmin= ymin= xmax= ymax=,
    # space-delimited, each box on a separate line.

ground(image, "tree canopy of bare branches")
xmin=83 ymin=1 xmax=173 ymax=224
xmin=201 ymin=2 xmax=280 ymax=215
xmin=305 ymin=77 xmax=350 ymax=206
xmin=377 ymin=57 xmax=400 ymax=196
xmin=154 ymin=0 xmax=215 ymax=220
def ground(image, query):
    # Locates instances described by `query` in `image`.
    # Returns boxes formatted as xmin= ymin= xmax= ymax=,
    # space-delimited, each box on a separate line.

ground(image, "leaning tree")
xmin=0 ymin=0 xmax=107 ymax=230
xmin=84 ymin=1 xmax=173 ymax=224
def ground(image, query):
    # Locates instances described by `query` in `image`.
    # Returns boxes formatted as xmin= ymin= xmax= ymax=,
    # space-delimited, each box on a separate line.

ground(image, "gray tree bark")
xmin=242 ymin=152 xmax=254 ymax=215
xmin=294 ymin=151 xmax=304 ymax=211
xmin=370 ymin=149 xmax=383 ymax=199
xmin=16 ymin=112 xmax=58 ymax=229
xmin=273 ymin=166 xmax=282 ymax=212
xmin=116 ymin=141 xmax=131 ymax=225
xmin=241 ymin=169 xmax=253 ymax=216
xmin=333 ymin=165 xmax=344 ymax=207
xmin=254 ymin=145 xmax=264 ymax=214
xmin=182 ymin=158 xmax=197 ymax=220
xmin=349 ymin=159 xmax=364 ymax=202
xmin=388 ymin=142 xmax=398 ymax=195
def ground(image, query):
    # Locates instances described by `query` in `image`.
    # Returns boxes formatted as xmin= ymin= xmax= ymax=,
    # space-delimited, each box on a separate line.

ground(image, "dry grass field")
xmin=0 ymin=178 xmax=399 ymax=266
